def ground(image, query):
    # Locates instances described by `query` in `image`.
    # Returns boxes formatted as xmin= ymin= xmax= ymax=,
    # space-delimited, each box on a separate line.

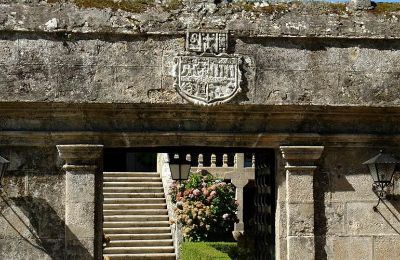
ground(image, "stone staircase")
xmin=102 ymin=172 xmax=176 ymax=260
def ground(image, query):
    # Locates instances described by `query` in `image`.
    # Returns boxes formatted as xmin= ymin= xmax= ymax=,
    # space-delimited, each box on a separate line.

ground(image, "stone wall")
xmin=2 ymin=32 xmax=400 ymax=106
xmin=276 ymin=147 xmax=400 ymax=260
xmin=1 ymin=0 xmax=400 ymax=259
xmin=0 ymin=146 xmax=65 ymax=259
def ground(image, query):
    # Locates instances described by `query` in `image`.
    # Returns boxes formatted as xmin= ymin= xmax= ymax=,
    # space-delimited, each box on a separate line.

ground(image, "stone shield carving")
xmin=173 ymin=54 xmax=242 ymax=106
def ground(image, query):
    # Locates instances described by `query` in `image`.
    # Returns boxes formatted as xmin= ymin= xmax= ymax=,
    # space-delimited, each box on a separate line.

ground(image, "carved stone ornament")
xmin=173 ymin=54 xmax=242 ymax=106
xmin=173 ymin=30 xmax=242 ymax=106
xmin=186 ymin=31 xmax=229 ymax=54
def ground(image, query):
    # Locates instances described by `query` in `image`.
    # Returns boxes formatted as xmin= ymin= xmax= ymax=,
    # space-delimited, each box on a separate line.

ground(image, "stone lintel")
xmin=57 ymin=144 xmax=103 ymax=166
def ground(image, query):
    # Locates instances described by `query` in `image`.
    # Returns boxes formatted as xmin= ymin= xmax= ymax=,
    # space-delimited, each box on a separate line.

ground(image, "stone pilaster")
xmin=280 ymin=146 xmax=324 ymax=260
xmin=57 ymin=144 xmax=103 ymax=260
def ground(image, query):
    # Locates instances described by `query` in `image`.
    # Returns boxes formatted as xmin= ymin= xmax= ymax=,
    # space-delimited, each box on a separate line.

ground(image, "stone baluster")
xmin=211 ymin=154 xmax=216 ymax=167
xmin=57 ymin=144 xmax=103 ymax=260
xmin=280 ymin=146 xmax=324 ymax=260
xmin=252 ymin=153 xmax=255 ymax=168
xmin=223 ymin=154 xmax=228 ymax=167
xmin=186 ymin=154 xmax=191 ymax=162
xmin=198 ymin=154 xmax=203 ymax=167
xmin=232 ymin=153 xmax=246 ymax=238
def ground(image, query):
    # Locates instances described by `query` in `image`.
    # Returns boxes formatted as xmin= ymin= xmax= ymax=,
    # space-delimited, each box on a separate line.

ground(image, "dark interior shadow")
xmin=1 ymin=193 xmax=92 ymax=259
xmin=313 ymin=168 xmax=328 ymax=260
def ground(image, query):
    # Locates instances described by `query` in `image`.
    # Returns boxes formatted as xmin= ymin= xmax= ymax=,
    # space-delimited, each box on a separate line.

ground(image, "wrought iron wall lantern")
xmin=0 ymin=156 xmax=10 ymax=190
xmin=363 ymin=151 xmax=399 ymax=211
xmin=168 ymin=153 xmax=191 ymax=182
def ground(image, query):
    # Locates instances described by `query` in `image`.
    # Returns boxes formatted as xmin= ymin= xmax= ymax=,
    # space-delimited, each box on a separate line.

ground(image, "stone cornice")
xmin=1 ymin=2 xmax=400 ymax=39
xmin=3 ymin=132 xmax=400 ymax=148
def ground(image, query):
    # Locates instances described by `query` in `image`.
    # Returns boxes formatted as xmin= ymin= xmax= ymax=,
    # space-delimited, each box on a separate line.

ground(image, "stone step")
xmin=104 ymin=221 xmax=170 ymax=228
xmin=106 ymin=233 xmax=172 ymax=240
xmin=103 ymin=204 xmax=167 ymax=210
xmin=104 ymin=198 xmax=165 ymax=204
xmin=107 ymin=239 xmax=173 ymax=247
xmin=104 ymin=215 xmax=169 ymax=222
xmin=103 ymin=227 xmax=171 ymax=234
xmin=103 ymin=172 xmax=159 ymax=178
xmin=103 ymin=177 xmax=162 ymax=182
xmin=103 ymin=182 xmax=163 ymax=187
xmin=102 ymin=253 xmax=176 ymax=259
xmin=103 ymin=246 xmax=175 ymax=254
xmin=103 ymin=187 xmax=164 ymax=193
xmin=103 ymin=192 xmax=165 ymax=198
xmin=103 ymin=209 xmax=168 ymax=215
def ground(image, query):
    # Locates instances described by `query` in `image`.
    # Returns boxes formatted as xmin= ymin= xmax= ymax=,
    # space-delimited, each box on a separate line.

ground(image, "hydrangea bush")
xmin=170 ymin=172 xmax=239 ymax=241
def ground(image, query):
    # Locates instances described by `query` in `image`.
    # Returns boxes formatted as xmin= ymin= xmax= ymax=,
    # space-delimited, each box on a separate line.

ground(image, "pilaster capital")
xmin=57 ymin=144 xmax=103 ymax=167
xmin=280 ymin=146 xmax=324 ymax=167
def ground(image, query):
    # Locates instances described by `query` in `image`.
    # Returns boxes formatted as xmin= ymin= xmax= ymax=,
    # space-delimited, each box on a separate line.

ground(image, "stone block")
xmin=325 ymin=202 xmax=345 ymax=236
xmin=18 ymin=37 xmax=49 ymax=65
xmin=6 ymin=195 xmax=65 ymax=240
xmin=287 ymin=236 xmax=314 ymax=260
xmin=0 ymin=38 xmax=18 ymax=65
xmin=276 ymin=201 xmax=287 ymax=239
xmin=53 ymin=65 xmax=109 ymax=102
xmin=113 ymin=66 xmax=162 ymax=102
xmin=338 ymin=71 xmax=400 ymax=106
xmin=346 ymin=202 xmax=400 ymax=236
xmin=276 ymin=237 xmax=287 ymax=260
xmin=0 ymin=238 xmax=64 ymax=260
xmin=0 ymin=64 xmax=57 ymax=102
xmin=326 ymin=236 xmax=372 ymax=260
xmin=0 ymin=201 xmax=37 ymax=239
xmin=96 ymin=39 xmax=162 ymax=67
xmin=46 ymin=38 xmax=100 ymax=66
xmin=374 ymin=236 xmax=400 ymax=260
xmin=65 ymin=202 xmax=95 ymax=239
xmin=324 ymin=148 xmax=378 ymax=202
xmin=288 ymin=203 xmax=314 ymax=236
xmin=254 ymin=70 xmax=339 ymax=105
xmin=340 ymin=46 xmax=400 ymax=73
xmin=65 ymin=238 xmax=94 ymax=259
xmin=287 ymin=172 xmax=313 ymax=203
xmin=66 ymin=173 xmax=95 ymax=203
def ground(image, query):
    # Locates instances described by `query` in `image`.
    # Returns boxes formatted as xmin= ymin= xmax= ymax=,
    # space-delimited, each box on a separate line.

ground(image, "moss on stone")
xmin=231 ymin=1 xmax=347 ymax=15
xmin=74 ymin=0 xmax=155 ymax=13
xmin=370 ymin=2 xmax=400 ymax=14
xmin=162 ymin=0 xmax=183 ymax=11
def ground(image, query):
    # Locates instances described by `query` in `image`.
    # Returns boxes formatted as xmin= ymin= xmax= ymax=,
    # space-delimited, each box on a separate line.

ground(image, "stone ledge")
xmin=1 ymin=2 xmax=400 ymax=39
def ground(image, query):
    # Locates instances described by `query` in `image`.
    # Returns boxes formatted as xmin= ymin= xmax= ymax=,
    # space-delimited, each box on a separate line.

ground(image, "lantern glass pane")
xmin=368 ymin=164 xmax=379 ymax=182
xmin=376 ymin=163 xmax=396 ymax=182
xmin=180 ymin=164 xmax=191 ymax=180
xmin=170 ymin=164 xmax=180 ymax=180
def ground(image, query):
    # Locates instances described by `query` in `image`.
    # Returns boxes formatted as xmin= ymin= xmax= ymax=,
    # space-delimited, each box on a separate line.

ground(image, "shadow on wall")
xmin=379 ymin=196 xmax=400 ymax=235
xmin=0 ymin=193 xmax=91 ymax=259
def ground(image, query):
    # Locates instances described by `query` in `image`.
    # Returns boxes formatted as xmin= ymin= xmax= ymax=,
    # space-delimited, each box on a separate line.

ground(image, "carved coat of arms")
xmin=173 ymin=31 xmax=242 ymax=106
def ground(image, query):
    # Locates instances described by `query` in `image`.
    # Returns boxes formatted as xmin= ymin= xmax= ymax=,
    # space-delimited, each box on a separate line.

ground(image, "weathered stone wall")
xmin=1 ymin=1 xmax=400 ymax=106
xmin=1 ymin=1 xmax=400 ymax=259
xmin=2 ymin=33 xmax=400 ymax=106
xmin=0 ymin=146 xmax=65 ymax=259
xmin=276 ymin=147 xmax=400 ymax=260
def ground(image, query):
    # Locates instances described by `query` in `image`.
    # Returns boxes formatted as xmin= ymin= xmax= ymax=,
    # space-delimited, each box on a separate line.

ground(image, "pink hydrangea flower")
xmin=193 ymin=189 xmax=201 ymax=196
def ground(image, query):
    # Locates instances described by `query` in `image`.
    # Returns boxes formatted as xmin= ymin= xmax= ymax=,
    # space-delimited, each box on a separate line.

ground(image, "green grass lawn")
xmin=181 ymin=242 xmax=238 ymax=260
